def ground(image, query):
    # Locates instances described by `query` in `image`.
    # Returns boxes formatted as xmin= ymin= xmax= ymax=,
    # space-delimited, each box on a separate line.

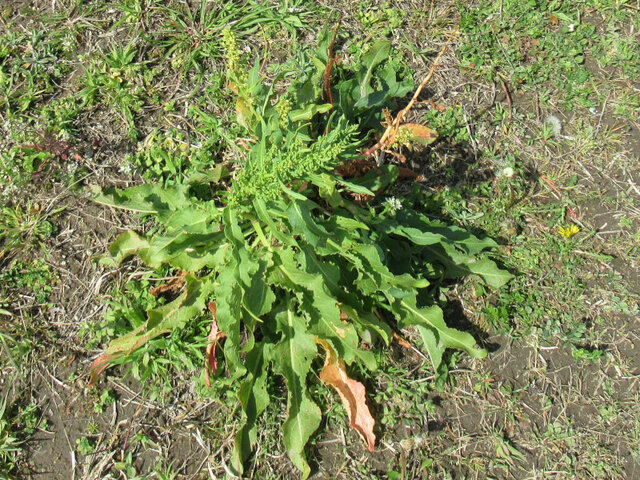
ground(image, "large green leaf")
xmin=422 ymin=242 xmax=513 ymax=288
xmin=243 ymin=258 xmax=276 ymax=324
xmin=268 ymin=308 xmax=322 ymax=479
xmin=392 ymin=297 xmax=487 ymax=369
xmin=105 ymin=230 xmax=151 ymax=266
xmin=358 ymin=40 xmax=392 ymax=100
xmin=91 ymin=183 xmax=192 ymax=220
xmin=276 ymin=249 xmax=372 ymax=367
xmin=395 ymin=210 xmax=499 ymax=255
xmin=216 ymin=250 xmax=247 ymax=381
xmin=232 ymin=342 xmax=269 ymax=476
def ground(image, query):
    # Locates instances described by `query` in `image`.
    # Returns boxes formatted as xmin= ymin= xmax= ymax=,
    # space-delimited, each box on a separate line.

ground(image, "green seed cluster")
xmin=222 ymin=28 xmax=247 ymax=91
xmin=275 ymin=96 xmax=292 ymax=129
xmin=230 ymin=122 xmax=359 ymax=204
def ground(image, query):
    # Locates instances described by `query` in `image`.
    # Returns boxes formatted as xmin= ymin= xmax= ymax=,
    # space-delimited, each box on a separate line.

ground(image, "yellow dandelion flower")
xmin=558 ymin=224 xmax=580 ymax=238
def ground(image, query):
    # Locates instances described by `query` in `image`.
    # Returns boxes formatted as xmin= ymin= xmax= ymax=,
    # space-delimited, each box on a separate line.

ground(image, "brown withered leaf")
xmin=204 ymin=301 xmax=226 ymax=387
xmin=392 ymin=331 xmax=413 ymax=349
xmin=316 ymin=338 xmax=376 ymax=452
xmin=89 ymin=353 xmax=117 ymax=386
xmin=149 ymin=270 xmax=187 ymax=297
xmin=396 ymin=123 xmax=438 ymax=150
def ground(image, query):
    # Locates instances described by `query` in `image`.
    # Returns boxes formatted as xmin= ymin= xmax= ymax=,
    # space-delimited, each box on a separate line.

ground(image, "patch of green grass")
xmin=0 ymin=393 xmax=47 ymax=479
xmin=0 ymin=23 xmax=74 ymax=115
xmin=0 ymin=392 xmax=21 ymax=478
xmin=0 ymin=202 xmax=58 ymax=260
xmin=0 ymin=259 xmax=54 ymax=305
xmin=423 ymin=105 xmax=471 ymax=143
xmin=82 ymin=271 xmax=211 ymax=400
xmin=356 ymin=1 xmax=406 ymax=38
xmin=124 ymin=126 xmax=224 ymax=184
xmin=78 ymin=43 xmax=151 ymax=141
xmin=456 ymin=0 xmax=640 ymax=111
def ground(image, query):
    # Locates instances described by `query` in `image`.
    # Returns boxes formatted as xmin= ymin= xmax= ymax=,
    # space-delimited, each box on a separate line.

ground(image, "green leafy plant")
xmin=75 ymin=436 xmax=95 ymax=456
xmin=0 ymin=259 xmax=54 ymax=305
xmin=90 ymin=29 xmax=512 ymax=478
xmin=0 ymin=202 xmax=59 ymax=260
xmin=0 ymin=388 xmax=21 ymax=478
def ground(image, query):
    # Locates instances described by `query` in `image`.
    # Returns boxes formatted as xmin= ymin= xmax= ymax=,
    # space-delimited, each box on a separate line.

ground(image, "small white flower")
xmin=568 ymin=24 xmax=575 ymax=32
xmin=384 ymin=196 xmax=403 ymax=212
xmin=119 ymin=163 xmax=133 ymax=174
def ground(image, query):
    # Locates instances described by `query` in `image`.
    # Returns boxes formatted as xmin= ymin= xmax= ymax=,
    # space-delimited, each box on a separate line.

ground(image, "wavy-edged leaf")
xmin=232 ymin=342 xmax=269 ymax=476
xmin=91 ymin=183 xmax=191 ymax=218
xmin=392 ymin=297 xmax=486 ymax=370
xmin=289 ymin=102 xmax=333 ymax=122
xmin=89 ymin=274 xmax=215 ymax=382
xmin=268 ymin=308 xmax=321 ymax=479
xmin=465 ymin=257 xmax=514 ymax=289
xmin=243 ymin=258 xmax=276 ymax=324
xmin=422 ymin=242 xmax=513 ymax=288
xmin=358 ymin=40 xmax=391 ymax=99
xmin=308 ymin=172 xmax=343 ymax=208
xmin=276 ymin=248 xmax=374 ymax=368
xmin=286 ymin=200 xmax=329 ymax=249
xmin=344 ymin=164 xmax=399 ymax=193
xmin=106 ymin=230 xmax=151 ymax=266
xmin=353 ymin=244 xmax=429 ymax=299
xmin=378 ymin=220 xmax=446 ymax=246
xmin=316 ymin=338 xmax=376 ymax=452
xmin=216 ymin=249 xmax=248 ymax=382
xmin=336 ymin=178 xmax=376 ymax=196
xmin=253 ymin=198 xmax=298 ymax=247
xmin=340 ymin=304 xmax=391 ymax=347
xmin=396 ymin=210 xmax=498 ymax=255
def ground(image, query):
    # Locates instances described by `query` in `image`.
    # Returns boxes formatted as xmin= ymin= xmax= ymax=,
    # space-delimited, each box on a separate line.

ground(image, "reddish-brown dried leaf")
xmin=89 ymin=353 xmax=117 ymax=386
xmin=392 ymin=331 xmax=413 ymax=349
xmin=149 ymin=270 xmax=187 ymax=297
xmin=204 ymin=301 xmax=226 ymax=387
xmin=397 ymin=123 xmax=439 ymax=149
xmin=316 ymin=338 xmax=376 ymax=452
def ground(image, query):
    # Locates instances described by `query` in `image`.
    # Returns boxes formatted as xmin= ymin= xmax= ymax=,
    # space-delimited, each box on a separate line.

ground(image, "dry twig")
xmin=363 ymin=30 xmax=459 ymax=157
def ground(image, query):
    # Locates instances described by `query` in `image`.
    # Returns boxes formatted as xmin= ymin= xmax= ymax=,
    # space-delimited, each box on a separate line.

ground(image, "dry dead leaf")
xmin=204 ymin=301 xmax=226 ymax=387
xmin=316 ymin=338 xmax=376 ymax=452
xmin=149 ymin=271 xmax=188 ymax=297
xmin=392 ymin=331 xmax=413 ymax=349
xmin=88 ymin=353 xmax=117 ymax=386
xmin=396 ymin=123 xmax=439 ymax=150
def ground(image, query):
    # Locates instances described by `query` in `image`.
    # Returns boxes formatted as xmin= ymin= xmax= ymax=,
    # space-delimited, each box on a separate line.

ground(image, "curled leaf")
xmin=88 ymin=275 xmax=215 ymax=385
xmin=204 ymin=301 xmax=226 ymax=387
xmin=89 ymin=353 xmax=117 ymax=386
xmin=149 ymin=270 xmax=187 ymax=297
xmin=316 ymin=338 xmax=376 ymax=452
